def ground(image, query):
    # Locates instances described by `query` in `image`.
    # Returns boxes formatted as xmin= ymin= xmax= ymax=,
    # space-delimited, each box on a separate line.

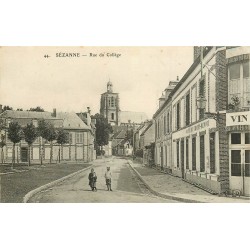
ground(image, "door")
xmin=21 ymin=147 xmax=28 ymax=162
xmin=230 ymin=149 xmax=250 ymax=196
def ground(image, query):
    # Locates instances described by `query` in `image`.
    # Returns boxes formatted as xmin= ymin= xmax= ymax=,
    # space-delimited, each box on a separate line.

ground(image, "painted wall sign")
xmin=227 ymin=54 xmax=249 ymax=64
xmin=226 ymin=111 xmax=250 ymax=126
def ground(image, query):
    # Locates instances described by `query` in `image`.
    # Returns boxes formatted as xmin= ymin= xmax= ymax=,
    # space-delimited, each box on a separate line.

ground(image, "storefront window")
xmin=186 ymin=139 xmax=189 ymax=169
xmin=229 ymin=63 xmax=240 ymax=80
xmin=245 ymin=150 xmax=250 ymax=177
xmin=210 ymin=133 xmax=215 ymax=174
xmin=200 ymin=135 xmax=205 ymax=172
xmin=245 ymin=133 xmax=250 ymax=144
xmin=177 ymin=141 xmax=179 ymax=168
xmin=243 ymin=61 xmax=249 ymax=78
xmin=192 ymin=137 xmax=196 ymax=170
xmin=231 ymin=133 xmax=241 ymax=144
xmin=231 ymin=150 xmax=241 ymax=176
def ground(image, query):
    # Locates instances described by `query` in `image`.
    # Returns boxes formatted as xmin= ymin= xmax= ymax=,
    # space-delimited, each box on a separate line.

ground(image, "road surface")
xmin=29 ymin=157 xmax=178 ymax=203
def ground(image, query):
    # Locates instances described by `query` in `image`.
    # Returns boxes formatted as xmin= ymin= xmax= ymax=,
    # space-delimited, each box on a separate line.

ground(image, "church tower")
xmin=100 ymin=80 xmax=120 ymax=125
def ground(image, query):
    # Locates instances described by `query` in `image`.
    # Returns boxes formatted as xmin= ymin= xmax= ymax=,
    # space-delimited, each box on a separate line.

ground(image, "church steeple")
xmin=100 ymin=80 xmax=120 ymax=126
xmin=107 ymin=80 xmax=113 ymax=93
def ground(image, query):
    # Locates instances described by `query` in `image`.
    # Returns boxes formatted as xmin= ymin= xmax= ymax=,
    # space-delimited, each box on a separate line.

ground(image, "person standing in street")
xmin=104 ymin=166 xmax=112 ymax=191
xmin=88 ymin=168 xmax=97 ymax=191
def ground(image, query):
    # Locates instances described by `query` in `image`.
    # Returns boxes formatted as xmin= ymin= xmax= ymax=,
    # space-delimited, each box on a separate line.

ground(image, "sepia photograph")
xmin=0 ymin=46 xmax=249 ymax=203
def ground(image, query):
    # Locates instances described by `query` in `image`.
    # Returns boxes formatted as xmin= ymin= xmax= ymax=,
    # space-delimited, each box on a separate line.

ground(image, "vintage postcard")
xmin=0 ymin=46 xmax=249 ymax=203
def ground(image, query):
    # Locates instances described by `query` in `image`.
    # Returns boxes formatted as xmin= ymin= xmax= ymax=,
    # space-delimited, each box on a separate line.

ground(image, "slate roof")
xmin=0 ymin=110 xmax=91 ymax=130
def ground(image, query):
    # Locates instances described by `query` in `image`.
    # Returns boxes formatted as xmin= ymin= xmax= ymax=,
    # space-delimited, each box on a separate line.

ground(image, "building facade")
xmin=153 ymin=46 xmax=250 ymax=195
xmin=225 ymin=47 xmax=250 ymax=196
xmin=0 ymin=109 xmax=94 ymax=164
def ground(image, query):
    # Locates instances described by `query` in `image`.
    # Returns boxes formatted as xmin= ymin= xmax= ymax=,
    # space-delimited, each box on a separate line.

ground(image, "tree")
xmin=0 ymin=134 xmax=6 ymax=164
xmin=23 ymin=123 xmax=38 ymax=166
xmin=45 ymin=123 xmax=57 ymax=164
xmin=0 ymin=119 xmax=6 ymax=163
xmin=56 ymin=128 xmax=68 ymax=163
xmin=29 ymin=106 xmax=44 ymax=112
xmin=125 ymin=128 xmax=134 ymax=145
xmin=37 ymin=119 xmax=48 ymax=165
xmin=93 ymin=114 xmax=113 ymax=155
xmin=7 ymin=122 xmax=22 ymax=168
xmin=3 ymin=105 xmax=13 ymax=111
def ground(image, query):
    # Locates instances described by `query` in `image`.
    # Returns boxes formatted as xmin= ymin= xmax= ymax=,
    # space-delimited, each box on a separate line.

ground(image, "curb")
xmin=127 ymin=161 xmax=203 ymax=203
xmin=23 ymin=165 xmax=93 ymax=203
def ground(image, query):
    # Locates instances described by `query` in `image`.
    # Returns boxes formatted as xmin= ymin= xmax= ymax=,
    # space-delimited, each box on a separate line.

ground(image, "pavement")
xmin=128 ymin=160 xmax=250 ymax=203
xmin=29 ymin=157 xmax=176 ymax=203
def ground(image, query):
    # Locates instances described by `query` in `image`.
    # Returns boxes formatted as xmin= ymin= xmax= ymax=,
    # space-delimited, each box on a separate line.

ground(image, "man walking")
xmin=104 ymin=166 xmax=112 ymax=191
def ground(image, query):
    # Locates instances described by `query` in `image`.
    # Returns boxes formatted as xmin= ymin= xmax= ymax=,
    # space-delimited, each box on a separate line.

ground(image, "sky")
xmin=0 ymin=46 xmax=193 ymax=118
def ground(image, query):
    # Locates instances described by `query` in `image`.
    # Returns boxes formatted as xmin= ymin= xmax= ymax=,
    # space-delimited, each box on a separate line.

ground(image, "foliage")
xmin=37 ymin=119 xmax=48 ymax=139
xmin=0 ymin=118 xmax=6 ymax=130
xmin=93 ymin=113 xmax=113 ymax=146
xmin=0 ymin=134 xmax=6 ymax=148
xmin=228 ymin=96 xmax=240 ymax=110
xmin=23 ymin=123 xmax=38 ymax=166
xmin=7 ymin=122 xmax=22 ymax=167
xmin=23 ymin=123 xmax=38 ymax=146
xmin=135 ymin=148 xmax=143 ymax=158
xmin=7 ymin=122 xmax=22 ymax=144
xmin=56 ymin=128 xmax=68 ymax=145
xmin=3 ymin=105 xmax=13 ymax=111
xmin=29 ymin=106 xmax=44 ymax=112
xmin=125 ymin=128 xmax=134 ymax=145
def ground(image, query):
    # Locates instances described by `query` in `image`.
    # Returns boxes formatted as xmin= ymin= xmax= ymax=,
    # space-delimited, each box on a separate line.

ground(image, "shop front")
xmin=226 ymin=111 xmax=250 ymax=196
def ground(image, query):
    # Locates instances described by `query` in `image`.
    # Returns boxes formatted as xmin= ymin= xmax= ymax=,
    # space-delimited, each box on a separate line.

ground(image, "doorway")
xmin=230 ymin=149 xmax=250 ymax=196
xmin=21 ymin=147 xmax=28 ymax=162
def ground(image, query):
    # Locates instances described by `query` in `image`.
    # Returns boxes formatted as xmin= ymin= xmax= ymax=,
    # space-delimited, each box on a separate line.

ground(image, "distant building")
xmin=100 ymin=81 xmax=148 ymax=126
xmin=0 ymin=109 xmax=94 ymax=163
xmin=100 ymin=81 xmax=148 ymax=156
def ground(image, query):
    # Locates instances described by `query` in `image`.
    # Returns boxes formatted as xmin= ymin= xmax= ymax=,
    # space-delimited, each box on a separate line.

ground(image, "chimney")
xmin=177 ymin=76 xmax=179 ymax=81
xmin=0 ymin=104 xmax=2 ymax=114
xmin=159 ymin=92 xmax=165 ymax=108
xmin=52 ymin=108 xmax=56 ymax=117
xmin=87 ymin=107 xmax=91 ymax=114
xmin=194 ymin=46 xmax=201 ymax=61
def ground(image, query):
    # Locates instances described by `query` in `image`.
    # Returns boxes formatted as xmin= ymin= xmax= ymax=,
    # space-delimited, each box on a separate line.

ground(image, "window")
xmin=228 ymin=60 xmax=250 ymax=107
xmin=186 ymin=139 xmax=189 ymax=169
xmin=167 ymin=112 xmax=170 ymax=133
xmin=245 ymin=133 xmax=250 ymax=144
xmin=164 ymin=114 xmax=166 ymax=134
xmin=76 ymin=133 xmax=83 ymax=143
xmin=200 ymin=135 xmax=205 ymax=172
xmin=69 ymin=133 xmax=73 ymax=144
xmin=108 ymin=98 xmax=111 ymax=107
xmin=181 ymin=140 xmax=184 ymax=170
xmin=176 ymin=102 xmax=180 ymax=130
xmin=186 ymin=93 xmax=190 ymax=125
xmin=111 ymin=97 xmax=115 ymax=107
xmin=111 ymin=113 xmax=115 ymax=120
xmin=245 ymin=150 xmax=250 ymax=177
xmin=210 ymin=133 xmax=216 ymax=174
xmin=231 ymin=150 xmax=241 ymax=176
xmin=229 ymin=63 xmax=241 ymax=80
xmin=192 ymin=137 xmax=196 ymax=170
xmin=231 ymin=133 xmax=241 ymax=144
xmin=243 ymin=61 xmax=249 ymax=78
xmin=199 ymin=79 xmax=205 ymax=119
xmin=177 ymin=141 xmax=179 ymax=168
